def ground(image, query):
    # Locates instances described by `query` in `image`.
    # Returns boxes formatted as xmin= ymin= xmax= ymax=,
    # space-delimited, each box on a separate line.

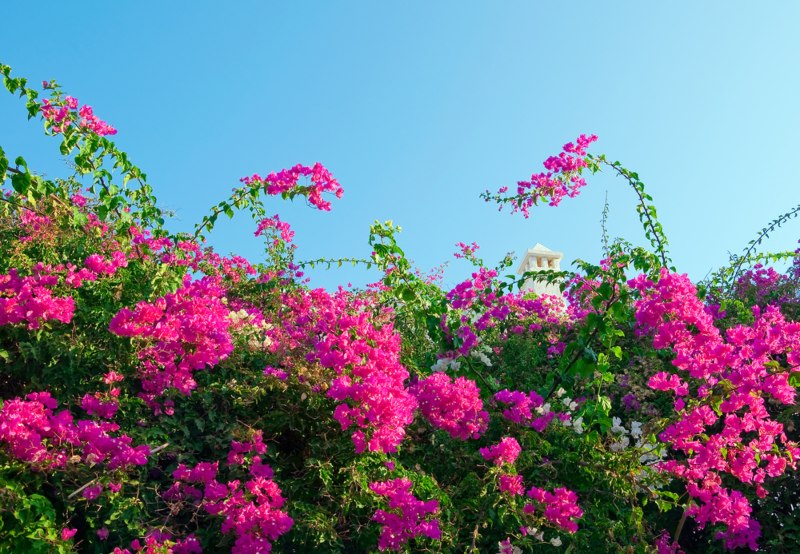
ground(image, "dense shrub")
xmin=1 ymin=63 xmax=799 ymax=553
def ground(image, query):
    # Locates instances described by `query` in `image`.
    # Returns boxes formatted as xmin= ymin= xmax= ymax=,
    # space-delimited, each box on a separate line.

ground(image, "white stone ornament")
xmin=517 ymin=243 xmax=564 ymax=297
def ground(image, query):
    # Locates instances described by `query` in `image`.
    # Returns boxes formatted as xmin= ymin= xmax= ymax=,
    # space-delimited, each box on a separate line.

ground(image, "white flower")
xmin=610 ymin=416 xmax=627 ymax=435
xmin=471 ymin=346 xmax=493 ymax=367
xmin=630 ymin=421 xmax=643 ymax=438
xmin=609 ymin=436 xmax=630 ymax=452
xmin=550 ymin=537 xmax=562 ymax=547
xmin=568 ymin=400 xmax=578 ymax=411
xmin=572 ymin=416 xmax=584 ymax=435
xmin=535 ymin=402 xmax=551 ymax=415
xmin=431 ymin=356 xmax=460 ymax=372
xmin=555 ymin=387 xmax=566 ymax=398
xmin=497 ymin=541 xmax=522 ymax=554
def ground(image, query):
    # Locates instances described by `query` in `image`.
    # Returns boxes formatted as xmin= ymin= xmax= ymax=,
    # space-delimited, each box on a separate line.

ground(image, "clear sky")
xmin=2 ymin=2 xmax=799 ymax=290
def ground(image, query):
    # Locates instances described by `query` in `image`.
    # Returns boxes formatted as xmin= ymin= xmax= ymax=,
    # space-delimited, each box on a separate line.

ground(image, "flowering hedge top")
xmin=2 ymin=63 xmax=800 ymax=553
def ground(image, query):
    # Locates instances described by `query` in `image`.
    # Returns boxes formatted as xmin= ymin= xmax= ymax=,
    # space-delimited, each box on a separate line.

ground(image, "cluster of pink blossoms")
xmin=630 ymin=268 xmax=800 ymax=549
xmin=498 ymin=474 xmax=525 ymax=496
xmin=0 ymin=246 xmax=131 ymax=330
xmin=524 ymin=487 xmax=583 ymax=533
xmin=240 ymin=162 xmax=343 ymax=211
xmin=254 ymin=214 xmax=295 ymax=246
xmin=81 ymin=390 xmax=119 ymax=420
xmin=0 ymin=268 xmax=75 ymax=329
xmin=480 ymin=437 xmax=522 ymax=466
xmin=164 ymin=433 xmax=292 ymax=553
xmin=18 ymin=208 xmax=53 ymax=243
xmin=453 ymin=241 xmax=480 ymax=260
xmin=0 ymin=391 xmax=149 ymax=472
xmin=734 ymin=263 xmax=794 ymax=307
xmin=412 ymin=372 xmax=489 ymax=440
xmin=443 ymin=267 xmax=499 ymax=354
xmin=494 ymin=389 xmax=556 ymax=432
xmin=478 ymin=437 xmax=527 ymax=497
xmin=125 ymin=226 xmax=257 ymax=284
xmin=493 ymin=134 xmax=598 ymax=217
xmin=369 ymin=478 xmax=441 ymax=551
xmin=318 ymin=296 xmax=417 ymax=453
xmin=84 ymin=251 xmax=129 ymax=276
xmin=479 ymin=292 xmax=567 ymax=346
xmin=40 ymin=94 xmax=117 ymax=136
xmin=264 ymin=288 xmax=415 ymax=453
xmin=79 ymin=370 xmax=125 ymax=420
xmin=563 ymin=274 xmax=607 ymax=321
xmin=109 ymin=275 xmax=234 ymax=412
xmin=446 ymin=267 xmax=498 ymax=311
xmin=442 ymin=266 xmax=567 ymax=357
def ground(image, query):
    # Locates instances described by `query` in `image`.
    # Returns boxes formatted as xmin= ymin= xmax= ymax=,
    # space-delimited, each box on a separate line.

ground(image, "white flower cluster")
xmin=431 ymin=356 xmax=461 ymax=373
xmin=229 ymin=309 xmax=274 ymax=352
xmin=471 ymin=345 xmax=493 ymax=367
xmin=607 ymin=417 xmax=664 ymax=465
xmin=555 ymin=388 xmax=584 ymax=434
xmin=524 ymin=527 xmax=545 ymax=542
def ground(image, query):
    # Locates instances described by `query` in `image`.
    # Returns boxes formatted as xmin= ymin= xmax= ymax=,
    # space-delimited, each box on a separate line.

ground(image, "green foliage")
xmin=1 ymin=61 xmax=800 ymax=553
xmin=0 ymin=472 xmax=70 ymax=554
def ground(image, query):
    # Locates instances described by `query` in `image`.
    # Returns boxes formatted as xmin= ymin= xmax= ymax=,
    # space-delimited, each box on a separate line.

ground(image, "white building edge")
xmin=516 ymin=243 xmax=564 ymax=297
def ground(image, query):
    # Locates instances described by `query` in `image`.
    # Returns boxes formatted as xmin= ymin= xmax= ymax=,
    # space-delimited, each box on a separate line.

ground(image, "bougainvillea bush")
xmin=1 ymin=63 xmax=799 ymax=553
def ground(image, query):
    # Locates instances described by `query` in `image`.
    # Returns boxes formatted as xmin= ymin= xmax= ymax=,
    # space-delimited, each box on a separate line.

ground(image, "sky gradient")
xmin=2 ymin=2 xmax=799 ymax=290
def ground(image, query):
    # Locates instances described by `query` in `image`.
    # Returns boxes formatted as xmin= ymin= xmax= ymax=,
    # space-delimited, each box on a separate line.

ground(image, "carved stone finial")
xmin=516 ymin=243 xmax=564 ymax=296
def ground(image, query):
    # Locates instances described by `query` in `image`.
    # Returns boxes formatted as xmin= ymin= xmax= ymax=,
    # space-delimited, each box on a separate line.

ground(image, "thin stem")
xmin=602 ymin=160 xmax=669 ymax=267
xmin=601 ymin=190 xmax=610 ymax=256
xmin=728 ymin=203 xmax=800 ymax=289
xmin=67 ymin=443 xmax=168 ymax=500
xmin=673 ymin=504 xmax=690 ymax=546
xmin=67 ymin=477 xmax=99 ymax=500
xmin=463 ymin=357 xmax=495 ymax=392
xmin=192 ymin=185 xmax=255 ymax=240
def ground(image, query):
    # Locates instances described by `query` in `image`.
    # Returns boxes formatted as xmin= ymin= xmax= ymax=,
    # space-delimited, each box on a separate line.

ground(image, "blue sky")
xmin=2 ymin=2 xmax=799 ymax=290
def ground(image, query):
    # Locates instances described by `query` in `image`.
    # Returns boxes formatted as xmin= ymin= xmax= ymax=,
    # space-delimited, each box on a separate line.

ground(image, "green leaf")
xmin=0 ymin=148 xmax=7 ymax=182
xmin=11 ymin=171 xmax=31 ymax=194
xmin=71 ymin=207 xmax=89 ymax=227
xmin=571 ymin=357 xmax=595 ymax=378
